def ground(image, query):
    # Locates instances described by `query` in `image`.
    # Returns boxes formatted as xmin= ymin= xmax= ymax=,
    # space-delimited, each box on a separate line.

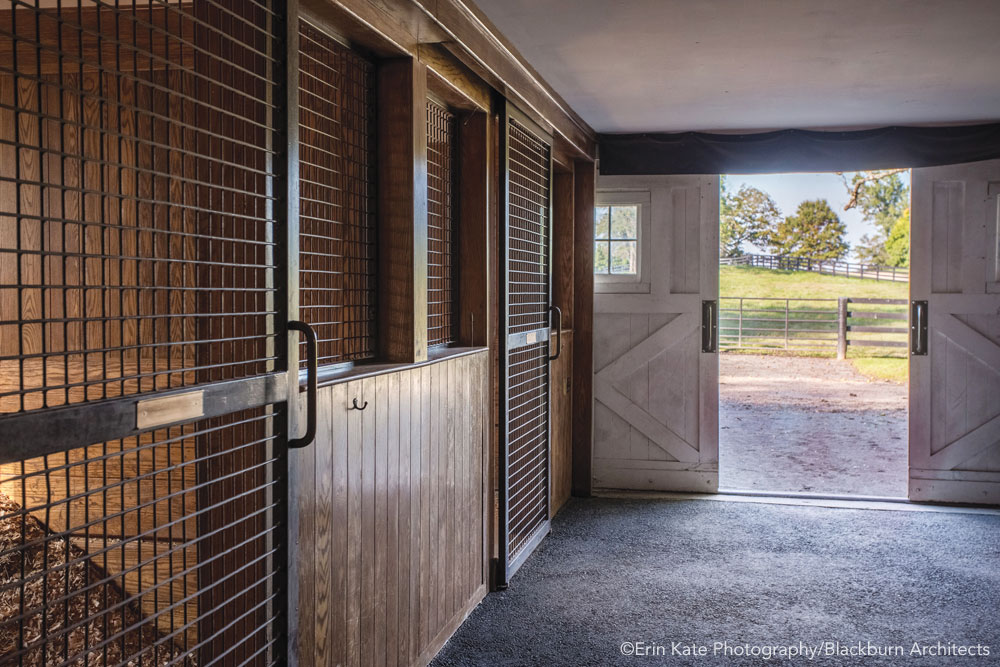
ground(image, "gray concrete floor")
xmin=433 ymin=497 xmax=1000 ymax=666
xmin=719 ymin=355 xmax=908 ymax=497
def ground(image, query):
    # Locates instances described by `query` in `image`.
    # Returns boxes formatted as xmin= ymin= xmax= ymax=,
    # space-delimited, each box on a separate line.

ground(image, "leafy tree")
xmin=854 ymin=232 xmax=890 ymax=266
xmin=883 ymin=208 xmax=910 ymax=267
xmin=768 ymin=199 xmax=849 ymax=260
xmin=719 ymin=183 xmax=782 ymax=257
xmin=842 ymin=170 xmax=909 ymax=265
xmin=846 ymin=170 xmax=908 ymax=236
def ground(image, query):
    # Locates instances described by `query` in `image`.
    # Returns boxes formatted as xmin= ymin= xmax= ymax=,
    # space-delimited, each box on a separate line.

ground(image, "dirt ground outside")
xmin=718 ymin=354 xmax=908 ymax=497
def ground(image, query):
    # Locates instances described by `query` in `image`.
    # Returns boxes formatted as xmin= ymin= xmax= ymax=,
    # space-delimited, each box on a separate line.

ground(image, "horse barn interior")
xmin=0 ymin=0 xmax=998 ymax=665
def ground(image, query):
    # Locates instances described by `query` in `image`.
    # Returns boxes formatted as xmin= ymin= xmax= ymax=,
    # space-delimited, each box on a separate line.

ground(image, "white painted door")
xmin=910 ymin=159 xmax=1000 ymax=504
xmin=592 ymin=175 xmax=719 ymax=492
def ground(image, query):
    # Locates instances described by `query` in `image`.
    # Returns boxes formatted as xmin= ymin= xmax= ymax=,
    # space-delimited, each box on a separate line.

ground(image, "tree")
xmin=719 ymin=183 xmax=782 ymax=257
xmin=883 ymin=208 xmax=910 ymax=267
xmin=842 ymin=170 xmax=909 ymax=266
xmin=768 ymin=199 xmax=849 ymax=260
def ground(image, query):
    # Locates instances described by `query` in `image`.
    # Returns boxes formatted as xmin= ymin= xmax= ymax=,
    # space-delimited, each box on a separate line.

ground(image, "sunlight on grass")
xmin=720 ymin=265 xmax=909 ymax=300
xmin=720 ymin=265 xmax=910 ymax=378
xmin=850 ymin=357 xmax=908 ymax=384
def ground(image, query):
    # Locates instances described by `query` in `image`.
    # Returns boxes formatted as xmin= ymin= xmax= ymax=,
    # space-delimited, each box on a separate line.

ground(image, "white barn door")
xmin=592 ymin=175 xmax=719 ymax=492
xmin=910 ymin=159 xmax=1000 ymax=505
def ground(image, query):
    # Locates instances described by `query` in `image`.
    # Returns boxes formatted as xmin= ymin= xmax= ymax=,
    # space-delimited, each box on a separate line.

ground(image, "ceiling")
xmin=473 ymin=0 xmax=1000 ymax=133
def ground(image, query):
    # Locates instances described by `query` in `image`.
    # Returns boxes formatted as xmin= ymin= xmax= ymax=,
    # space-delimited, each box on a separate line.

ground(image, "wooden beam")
xmin=427 ymin=0 xmax=596 ymax=160
xmin=571 ymin=159 xmax=595 ymax=496
xmin=419 ymin=43 xmax=491 ymax=112
xmin=552 ymin=169 xmax=575 ymax=330
xmin=378 ymin=58 xmax=429 ymax=363
xmin=456 ymin=111 xmax=490 ymax=347
xmin=311 ymin=0 xmax=597 ymax=160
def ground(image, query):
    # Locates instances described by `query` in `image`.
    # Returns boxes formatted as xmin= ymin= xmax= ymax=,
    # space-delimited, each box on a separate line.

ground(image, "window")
xmin=298 ymin=21 xmax=378 ymax=367
xmin=594 ymin=205 xmax=639 ymax=275
xmin=594 ymin=192 xmax=650 ymax=292
xmin=426 ymin=99 xmax=458 ymax=347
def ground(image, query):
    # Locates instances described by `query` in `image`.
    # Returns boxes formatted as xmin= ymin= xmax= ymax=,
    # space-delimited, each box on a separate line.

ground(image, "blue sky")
xmin=725 ymin=171 xmax=911 ymax=261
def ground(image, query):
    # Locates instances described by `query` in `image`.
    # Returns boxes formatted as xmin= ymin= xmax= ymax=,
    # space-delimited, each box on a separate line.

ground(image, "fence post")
xmin=837 ymin=297 xmax=848 ymax=360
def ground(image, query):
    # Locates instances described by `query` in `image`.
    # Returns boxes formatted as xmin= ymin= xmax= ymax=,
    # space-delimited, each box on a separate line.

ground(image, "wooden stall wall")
xmin=295 ymin=351 xmax=489 ymax=667
xmin=549 ymin=330 xmax=574 ymax=517
xmin=549 ymin=165 xmax=576 ymax=517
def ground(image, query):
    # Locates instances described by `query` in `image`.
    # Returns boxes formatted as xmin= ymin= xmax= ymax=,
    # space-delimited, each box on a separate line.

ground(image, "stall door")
xmin=0 ymin=2 xmax=303 ymax=664
xmin=910 ymin=159 xmax=1000 ymax=505
xmin=592 ymin=175 xmax=719 ymax=493
xmin=498 ymin=106 xmax=555 ymax=585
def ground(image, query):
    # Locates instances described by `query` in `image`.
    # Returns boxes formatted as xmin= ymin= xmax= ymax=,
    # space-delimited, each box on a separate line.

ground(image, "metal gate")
xmin=0 ymin=2 xmax=304 ymax=664
xmin=498 ymin=104 xmax=558 ymax=586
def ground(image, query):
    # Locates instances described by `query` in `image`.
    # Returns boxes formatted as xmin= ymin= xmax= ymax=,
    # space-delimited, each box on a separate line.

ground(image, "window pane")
xmin=595 ymin=206 xmax=610 ymax=239
xmin=610 ymin=241 xmax=637 ymax=274
xmin=610 ymin=205 xmax=637 ymax=240
xmin=594 ymin=241 xmax=610 ymax=273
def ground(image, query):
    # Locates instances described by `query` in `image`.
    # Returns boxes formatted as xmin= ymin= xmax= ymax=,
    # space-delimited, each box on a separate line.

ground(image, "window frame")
xmin=594 ymin=191 xmax=651 ymax=294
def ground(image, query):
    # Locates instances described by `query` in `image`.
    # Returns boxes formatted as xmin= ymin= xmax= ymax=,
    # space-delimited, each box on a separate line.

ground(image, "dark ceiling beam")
xmin=599 ymin=124 xmax=1000 ymax=175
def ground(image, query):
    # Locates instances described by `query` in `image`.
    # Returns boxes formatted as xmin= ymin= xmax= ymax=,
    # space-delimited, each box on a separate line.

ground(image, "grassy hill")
xmin=720 ymin=265 xmax=909 ymax=300
xmin=720 ymin=265 xmax=909 ymax=383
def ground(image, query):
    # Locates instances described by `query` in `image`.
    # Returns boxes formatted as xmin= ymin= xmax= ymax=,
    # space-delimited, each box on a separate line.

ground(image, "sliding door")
xmin=0 ymin=2 xmax=304 ymax=663
xmin=498 ymin=104 xmax=556 ymax=585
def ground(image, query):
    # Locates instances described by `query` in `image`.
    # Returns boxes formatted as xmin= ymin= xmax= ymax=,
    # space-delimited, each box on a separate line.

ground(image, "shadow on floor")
xmin=433 ymin=497 xmax=999 ymax=666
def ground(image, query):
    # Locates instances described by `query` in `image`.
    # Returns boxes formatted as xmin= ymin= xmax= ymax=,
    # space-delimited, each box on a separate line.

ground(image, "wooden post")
xmin=571 ymin=159 xmax=595 ymax=497
xmin=377 ymin=58 xmax=428 ymax=363
xmin=837 ymin=297 xmax=848 ymax=360
xmin=456 ymin=111 xmax=490 ymax=347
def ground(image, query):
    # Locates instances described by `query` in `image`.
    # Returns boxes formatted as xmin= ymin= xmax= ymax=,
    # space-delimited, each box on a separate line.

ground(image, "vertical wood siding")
xmin=297 ymin=350 xmax=488 ymax=666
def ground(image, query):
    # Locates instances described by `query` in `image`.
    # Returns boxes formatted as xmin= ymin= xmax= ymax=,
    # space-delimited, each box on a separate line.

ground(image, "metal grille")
xmin=0 ymin=0 xmax=280 ymax=414
xmin=506 ymin=119 xmax=550 ymax=334
xmin=0 ymin=407 xmax=285 ymax=666
xmin=505 ymin=341 xmax=549 ymax=561
xmin=426 ymin=99 xmax=456 ymax=348
xmin=503 ymin=115 xmax=551 ymax=571
xmin=298 ymin=21 xmax=377 ymax=367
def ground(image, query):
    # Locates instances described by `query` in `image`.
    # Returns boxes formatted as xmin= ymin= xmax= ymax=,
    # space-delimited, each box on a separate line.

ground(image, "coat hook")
xmin=350 ymin=397 xmax=368 ymax=411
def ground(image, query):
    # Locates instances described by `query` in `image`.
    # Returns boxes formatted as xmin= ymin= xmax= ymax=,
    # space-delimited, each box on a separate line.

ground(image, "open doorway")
xmin=716 ymin=170 xmax=911 ymax=497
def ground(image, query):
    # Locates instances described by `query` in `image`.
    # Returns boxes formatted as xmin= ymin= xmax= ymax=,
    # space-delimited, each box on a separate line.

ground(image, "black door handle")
xmin=911 ymin=300 xmax=928 ymax=356
xmin=288 ymin=320 xmax=317 ymax=448
xmin=702 ymin=300 xmax=718 ymax=353
xmin=549 ymin=306 xmax=563 ymax=361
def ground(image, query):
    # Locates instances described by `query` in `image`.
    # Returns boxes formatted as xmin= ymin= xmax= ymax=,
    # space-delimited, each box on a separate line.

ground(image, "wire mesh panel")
xmin=298 ymin=20 xmax=377 ymax=367
xmin=502 ymin=113 xmax=551 ymax=575
xmin=0 ymin=407 xmax=285 ymax=666
xmin=506 ymin=119 xmax=550 ymax=335
xmin=0 ymin=0 xmax=280 ymax=414
xmin=505 ymin=341 xmax=549 ymax=561
xmin=426 ymin=99 xmax=456 ymax=348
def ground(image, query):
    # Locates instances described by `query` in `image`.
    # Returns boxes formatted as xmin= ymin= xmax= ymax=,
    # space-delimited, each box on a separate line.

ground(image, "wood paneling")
xmin=378 ymin=58 xmax=429 ymax=364
xmin=295 ymin=350 xmax=489 ymax=667
xmin=549 ymin=330 xmax=573 ymax=517
xmin=571 ymin=160 xmax=595 ymax=496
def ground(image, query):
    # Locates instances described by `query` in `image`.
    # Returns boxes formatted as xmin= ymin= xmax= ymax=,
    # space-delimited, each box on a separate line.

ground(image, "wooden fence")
xmin=720 ymin=253 xmax=909 ymax=283
xmin=719 ymin=297 xmax=909 ymax=357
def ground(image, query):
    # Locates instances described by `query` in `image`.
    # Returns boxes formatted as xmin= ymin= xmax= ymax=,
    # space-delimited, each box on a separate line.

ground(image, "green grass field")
xmin=720 ymin=265 xmax=909 ymax=384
